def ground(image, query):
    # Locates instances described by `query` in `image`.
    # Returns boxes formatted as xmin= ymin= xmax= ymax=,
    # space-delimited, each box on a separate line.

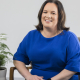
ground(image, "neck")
xmin=41 ymin=28 xmax=62 ymax=38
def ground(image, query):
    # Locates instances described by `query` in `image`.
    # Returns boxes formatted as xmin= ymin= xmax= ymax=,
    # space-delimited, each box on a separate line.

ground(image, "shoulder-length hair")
xmin=35 ymin=0 xmax=70 ymax=31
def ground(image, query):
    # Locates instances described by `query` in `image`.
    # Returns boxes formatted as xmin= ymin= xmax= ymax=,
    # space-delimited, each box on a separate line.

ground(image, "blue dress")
xmin=13 ymin=29 xmax=80 ymax=80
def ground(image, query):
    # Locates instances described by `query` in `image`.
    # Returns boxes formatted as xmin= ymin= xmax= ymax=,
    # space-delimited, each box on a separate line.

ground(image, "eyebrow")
xmin=43 ymin=10 xmax=56 ymax=12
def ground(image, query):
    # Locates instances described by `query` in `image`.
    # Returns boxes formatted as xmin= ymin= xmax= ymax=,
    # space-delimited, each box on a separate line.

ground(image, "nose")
xmin=46 ymin=13 xmax=51 ymax=18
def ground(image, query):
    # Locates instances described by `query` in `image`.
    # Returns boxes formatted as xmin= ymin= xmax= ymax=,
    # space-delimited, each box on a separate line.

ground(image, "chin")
xmin=43 ymin=24 xmax=52 ymax=27
xmin=43 ymin=26 xmax=53 ymax=29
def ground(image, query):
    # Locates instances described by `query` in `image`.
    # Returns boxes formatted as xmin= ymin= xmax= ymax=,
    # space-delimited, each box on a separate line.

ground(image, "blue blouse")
xmin=13 ymin=29 xmax=80 ymax=80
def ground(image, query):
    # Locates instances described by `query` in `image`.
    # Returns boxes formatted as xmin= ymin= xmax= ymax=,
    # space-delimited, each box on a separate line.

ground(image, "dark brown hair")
xmin=35 ymin=0 xmax=70 ymax=31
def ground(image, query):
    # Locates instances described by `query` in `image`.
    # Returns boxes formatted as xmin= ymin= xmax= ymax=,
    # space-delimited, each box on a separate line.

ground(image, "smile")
xmin=45 ymin=20 xmax=52 ymax=23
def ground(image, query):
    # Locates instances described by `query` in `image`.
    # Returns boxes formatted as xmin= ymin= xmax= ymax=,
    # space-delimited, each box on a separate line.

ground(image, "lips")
xmin=45 ymin=20 xmax=52 ymax=22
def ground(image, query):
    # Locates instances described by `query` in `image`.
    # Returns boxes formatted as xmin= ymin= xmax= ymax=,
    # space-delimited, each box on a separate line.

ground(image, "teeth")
xmin=45 ymin=20 xmax=51 ymax=22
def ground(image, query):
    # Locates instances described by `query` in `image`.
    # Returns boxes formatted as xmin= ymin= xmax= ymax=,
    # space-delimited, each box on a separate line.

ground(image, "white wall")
xmin=0 ymin=0 xmax=80 ymax=78
xmin=60 ymin=0 xmax=80 ymax=36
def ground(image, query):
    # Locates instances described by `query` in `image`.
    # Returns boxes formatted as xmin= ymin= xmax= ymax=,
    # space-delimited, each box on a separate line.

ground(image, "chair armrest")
xmin=9 ymin=66 xmax=32 ymax=80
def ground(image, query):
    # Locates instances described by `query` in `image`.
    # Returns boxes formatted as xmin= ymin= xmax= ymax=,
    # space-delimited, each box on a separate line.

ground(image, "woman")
xmin=13 ymin=0 xmax=80 ymax=80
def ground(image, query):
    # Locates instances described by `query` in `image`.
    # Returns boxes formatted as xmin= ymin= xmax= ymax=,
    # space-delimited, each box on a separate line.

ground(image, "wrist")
xmin=25 ymin=73 xmax=32 ymax=79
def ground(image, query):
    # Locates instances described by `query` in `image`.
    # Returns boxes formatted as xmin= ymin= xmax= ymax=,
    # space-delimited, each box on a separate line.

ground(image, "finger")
xmin=34 ymin=77 xmax=38 ymax=80
xmin=38 ymin=77 xmax=44 ymax=80
xmin=39 ymin=76 xmax=44 ymax=78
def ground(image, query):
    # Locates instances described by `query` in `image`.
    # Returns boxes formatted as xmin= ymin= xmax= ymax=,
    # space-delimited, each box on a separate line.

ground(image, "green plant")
xmin=0 ymin=33 xmax=13 ymax=69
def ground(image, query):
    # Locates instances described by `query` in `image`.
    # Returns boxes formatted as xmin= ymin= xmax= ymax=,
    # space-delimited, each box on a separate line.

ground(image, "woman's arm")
xmin=51 ymin=69 xmax=77 ymax=80
xmin=13 ymin=60 xmax=32 ymax=79
xmin=13 ymin=60 xmax=44 ymax=80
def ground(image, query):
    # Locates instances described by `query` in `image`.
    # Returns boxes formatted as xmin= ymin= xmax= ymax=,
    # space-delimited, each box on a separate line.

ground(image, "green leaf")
xmin=0 ymin=51 xmax=13 ymax=56
xmin=0 ymin=33 xmax=6 ymax=35
xmin=0 ymin=33 xmax=13 ymax=67
xmin=0 ymin=42 xmax=10 ymax=50
xmin=0 ymin=33 xmax=7 ymax=41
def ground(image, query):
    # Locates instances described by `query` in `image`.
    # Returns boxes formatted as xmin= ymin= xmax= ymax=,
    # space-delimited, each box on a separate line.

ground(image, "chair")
xmin=78 ymin=37 xmax=80 ymax=80
xmin=9 ymin=66 xmax=32 ymax=80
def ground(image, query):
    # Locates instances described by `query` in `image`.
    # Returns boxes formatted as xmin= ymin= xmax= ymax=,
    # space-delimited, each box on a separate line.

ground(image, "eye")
xmin=43 ymin=12 xmax=47 ymax=13
xmin=52 ymin=13 xmax=55 ymax=14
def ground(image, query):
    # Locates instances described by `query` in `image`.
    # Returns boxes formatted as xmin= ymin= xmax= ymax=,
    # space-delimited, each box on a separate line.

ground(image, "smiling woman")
xmin=35 ymin=0 xmax=69 ymax=31
xmin=13 ymin=0 xmax=80 ymax=80
xmin=35 ymin=0 xmax=70 ymax=38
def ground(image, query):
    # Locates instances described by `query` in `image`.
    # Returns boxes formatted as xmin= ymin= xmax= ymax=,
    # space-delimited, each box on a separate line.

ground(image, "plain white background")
xmin=0 ymin=0 xmax=80 ymax=78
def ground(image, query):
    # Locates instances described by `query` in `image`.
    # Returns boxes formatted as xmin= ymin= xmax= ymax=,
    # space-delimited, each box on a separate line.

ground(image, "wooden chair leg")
xmin=9 ymin=67 xmax=16 ymax=80
xmin=79 ymin=75 xmax=80 ymax=80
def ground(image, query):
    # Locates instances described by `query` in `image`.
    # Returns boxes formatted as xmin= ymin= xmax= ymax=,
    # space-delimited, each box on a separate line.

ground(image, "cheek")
xmin=41 ymin=13 xmax=45 ymax=19
xmin=53 ymin=17 xmax=58 ymax=23
xmin=41 ymin=15 xmax=45 ymax=23
xmin=53 ymin=16 xmax=58 ymax=20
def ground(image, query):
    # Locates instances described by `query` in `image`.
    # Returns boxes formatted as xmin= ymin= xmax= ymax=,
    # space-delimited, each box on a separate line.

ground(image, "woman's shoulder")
xmin=63 ymin=30 xmax=79 ymax=42
xmin=22 ymin=29 xmax=38 ymax=42
xmin=27 ymin=29 xmax=38 ymax=35
xmin=64 ymin=30 xmax=77 ymax=38
xmin=24 ymin=29 xmax=39 ymax=39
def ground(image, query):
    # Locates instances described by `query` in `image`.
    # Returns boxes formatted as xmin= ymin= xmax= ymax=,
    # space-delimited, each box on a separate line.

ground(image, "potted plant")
xmin=0 ymin=33 xmax=13 ymax=80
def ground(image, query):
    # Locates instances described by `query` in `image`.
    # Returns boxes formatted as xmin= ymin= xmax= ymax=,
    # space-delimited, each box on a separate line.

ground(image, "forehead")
xmin=43 ymin=3 xmax=58 ymax=12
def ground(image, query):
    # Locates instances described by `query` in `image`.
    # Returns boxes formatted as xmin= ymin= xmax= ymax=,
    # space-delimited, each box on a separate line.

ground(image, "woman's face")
xmin=41 ymin=3 xmax=58 ymax=30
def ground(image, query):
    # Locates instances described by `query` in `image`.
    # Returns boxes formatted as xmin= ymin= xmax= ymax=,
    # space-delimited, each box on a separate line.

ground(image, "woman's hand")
xmin=26 ymin=74 xmax=44 ymax=80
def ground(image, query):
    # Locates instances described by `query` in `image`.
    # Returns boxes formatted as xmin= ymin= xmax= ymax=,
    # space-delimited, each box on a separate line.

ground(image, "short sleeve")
xmin=65 ymin=33 xmax=80 ymax=75
xmin=13 ymin=32 xmax=31 ymax=65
